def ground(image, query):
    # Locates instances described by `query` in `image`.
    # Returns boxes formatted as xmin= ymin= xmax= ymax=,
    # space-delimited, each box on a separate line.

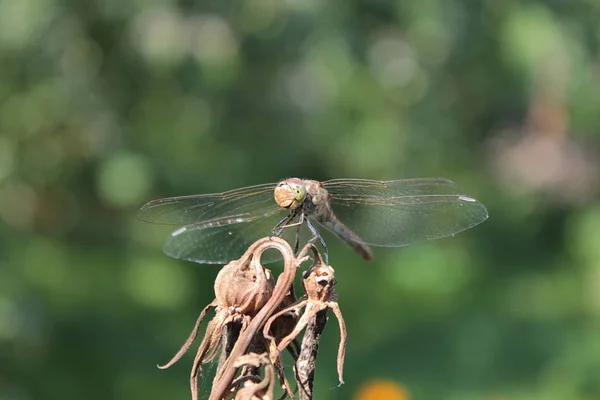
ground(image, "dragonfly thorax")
xmin=302 ymin=180 xmax=331 ymax=211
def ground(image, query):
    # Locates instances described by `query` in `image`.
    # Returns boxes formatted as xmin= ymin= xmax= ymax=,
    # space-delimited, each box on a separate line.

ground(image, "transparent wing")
xmin=162 ymin=209 xmax=302 ymax=264
xmin=322 ymin=178 xmax=488 ymax=247
xmin=137 ymin=183 xmax=278 ymax=225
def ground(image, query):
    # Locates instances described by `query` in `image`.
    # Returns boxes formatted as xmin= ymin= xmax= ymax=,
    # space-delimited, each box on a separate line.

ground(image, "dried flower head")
xmin=158 ymin=244 xmax=276 ymax=400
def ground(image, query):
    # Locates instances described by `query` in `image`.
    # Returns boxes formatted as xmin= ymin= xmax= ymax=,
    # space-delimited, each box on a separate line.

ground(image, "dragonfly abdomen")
xmin=318 ymin=217 xmax=373 ymax=261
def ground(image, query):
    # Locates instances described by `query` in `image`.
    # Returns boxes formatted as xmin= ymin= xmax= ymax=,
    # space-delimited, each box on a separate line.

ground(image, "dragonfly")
xmin=138 ymin=178 xmax=488 ymax=265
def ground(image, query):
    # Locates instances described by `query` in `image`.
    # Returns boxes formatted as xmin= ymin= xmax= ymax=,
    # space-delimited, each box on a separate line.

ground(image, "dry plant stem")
xmin=158 ymin=300 xmax=219 ymax=369
xmin=296 ymin=309 xmax=328 ymax=400
xmin=209 ymin=238 xmax=311 ymax=400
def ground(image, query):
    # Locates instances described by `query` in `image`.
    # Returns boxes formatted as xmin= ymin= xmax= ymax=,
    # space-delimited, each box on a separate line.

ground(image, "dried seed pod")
xmin=214 ymin=253 xmax=274 ymax=316
xmin=302 ymin=264 xmax=336 ymax=302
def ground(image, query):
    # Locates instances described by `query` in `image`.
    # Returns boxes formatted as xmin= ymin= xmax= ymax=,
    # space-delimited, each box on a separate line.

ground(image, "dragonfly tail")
xmin=321 ymin=218 xmax=373 ymax=261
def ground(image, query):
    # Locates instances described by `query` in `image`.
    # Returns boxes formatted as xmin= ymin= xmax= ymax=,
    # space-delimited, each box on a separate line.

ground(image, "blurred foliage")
xmin=1 ymin=0 xmax=600 ymax=399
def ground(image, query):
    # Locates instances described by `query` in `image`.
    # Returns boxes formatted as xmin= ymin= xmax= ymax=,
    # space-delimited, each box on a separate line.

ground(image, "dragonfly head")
xmin=274 ymin=178 xmax=307 ymax=210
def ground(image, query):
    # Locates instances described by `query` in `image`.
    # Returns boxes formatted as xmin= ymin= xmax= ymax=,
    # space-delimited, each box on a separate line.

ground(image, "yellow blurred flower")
xmin=354 ymin=379 xmax=410 ymax=400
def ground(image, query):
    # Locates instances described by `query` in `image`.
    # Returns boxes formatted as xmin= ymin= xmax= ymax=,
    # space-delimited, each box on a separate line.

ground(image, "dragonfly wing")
xmin=138 ymin=183 xmax=278 ymax=225
xmin=323 ymin=178 xmax=488 ymax=247
xmin=162 ymin=209 xmax=301 ymax=264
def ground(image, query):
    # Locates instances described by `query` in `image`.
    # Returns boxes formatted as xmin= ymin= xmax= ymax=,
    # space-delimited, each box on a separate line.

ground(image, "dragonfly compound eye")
xmin=292 ymin=184 xmax=307 ymax=201
xmin=274 ymin=180 xmax=306 ymax=210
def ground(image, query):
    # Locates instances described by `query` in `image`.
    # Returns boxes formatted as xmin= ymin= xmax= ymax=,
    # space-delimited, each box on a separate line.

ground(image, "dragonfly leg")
xmin=271 ymin=211 xmax=312 ymax=257
xmin=272 ymin=213 xmax=295 ymax=237
xmin=305 ymin=219 xmax=328 ymax=264
xmin=280 ymin=212 xmax=305 ymax=229
xmin=273 ymin=210 xmax=306 ymax=237
xmin=293 ymin=222 xmax=301 ymax=254
xmin=282 ymin=213 xmax=306 ymax=255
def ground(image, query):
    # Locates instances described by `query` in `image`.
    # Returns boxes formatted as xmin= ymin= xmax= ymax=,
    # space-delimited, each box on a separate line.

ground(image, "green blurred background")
xmin=2 ymin=1 xmax=600 ymax=399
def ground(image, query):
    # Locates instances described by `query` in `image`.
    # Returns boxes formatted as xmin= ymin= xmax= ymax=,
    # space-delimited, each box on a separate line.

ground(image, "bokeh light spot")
xmin=97 ymin=152 xmax=153 ymax=208
xmin=0 ymin=0 xmax=54 ymax=49
xmin=240 ymin=0 xmax=282 ymax=35
xmin=283 ymin=61 xmax=337 ymax=113
xmin=189 ymin=15 xmax=239 ymax=65
xmin=501 ymin=4 xmax=565 ymax=74
xmin=368 ymin=37 xmax=418 ymax=88
xmin=131 ymin=7 xmax=188 ymax=66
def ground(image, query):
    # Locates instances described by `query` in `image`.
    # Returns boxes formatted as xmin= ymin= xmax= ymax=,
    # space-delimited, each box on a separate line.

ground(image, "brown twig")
xmin=296 ymin=309 xmax=328 ymax=400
